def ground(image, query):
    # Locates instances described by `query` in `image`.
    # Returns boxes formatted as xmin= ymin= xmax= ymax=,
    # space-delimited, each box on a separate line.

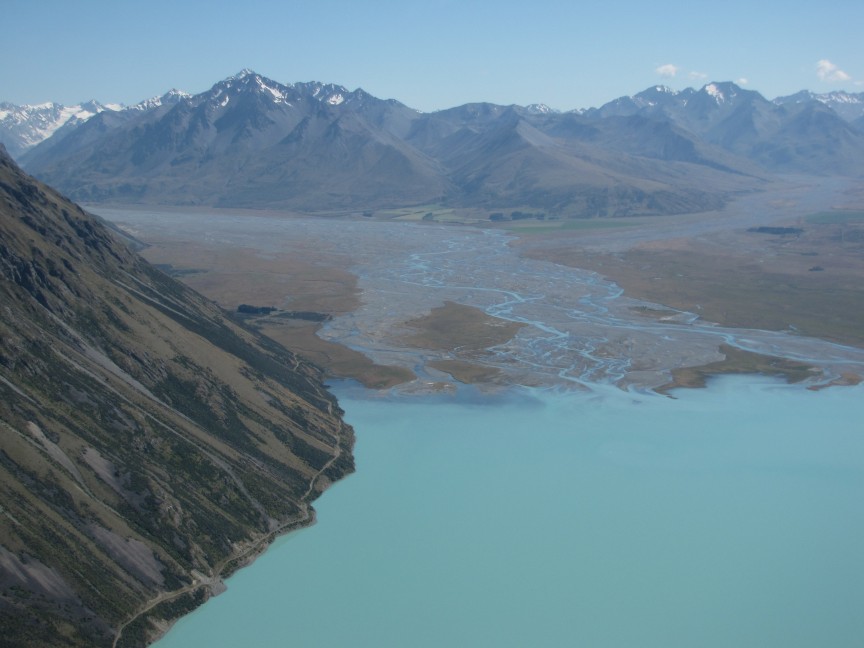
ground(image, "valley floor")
xmin=92 ymin=175 xmax=864 ymax=393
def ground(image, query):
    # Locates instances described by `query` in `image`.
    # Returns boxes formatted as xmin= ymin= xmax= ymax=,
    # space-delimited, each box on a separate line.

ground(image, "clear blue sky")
xmin=3 ymin=0 xmax=861 ymax=111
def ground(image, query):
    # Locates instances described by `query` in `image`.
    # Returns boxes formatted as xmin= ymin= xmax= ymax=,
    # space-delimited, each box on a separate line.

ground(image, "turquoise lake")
xmin=154 ymin=376 xmax=864 ymax=648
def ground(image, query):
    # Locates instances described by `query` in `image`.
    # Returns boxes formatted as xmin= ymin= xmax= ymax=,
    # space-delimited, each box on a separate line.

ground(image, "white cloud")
xmin=816 ymin=59 xmax=851 ymax=83
xmin=655 ymin=64 xmax=678 ymax=78
xmin=737 ymin=77 xmax=749 ymax=85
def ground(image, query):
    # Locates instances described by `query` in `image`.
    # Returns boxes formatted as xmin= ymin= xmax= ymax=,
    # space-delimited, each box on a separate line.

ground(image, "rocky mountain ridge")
xmin=585 ymin=82 xmax=864 ymax=175
xmin=773 ymin=89 xmax=864 ymax=122
xmin=5 ymin=80 xmax=863 ymax=157
xmin=0 ymin=144 xmax=354 ymax=646
xmin=0 ymin=100 xmax=116 ymax=158
xmin=7 ymin=72 xmax=864 ymax=216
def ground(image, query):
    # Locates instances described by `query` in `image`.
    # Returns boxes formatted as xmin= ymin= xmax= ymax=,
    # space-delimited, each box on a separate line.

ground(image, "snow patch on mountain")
xmin=256 ymin=76 xmax=288 ymax=103
xmin=525 ymin=103 xmax=558 ymax=114
xmin=132 ymin=89 xmax=191 ymax=111
xmin=773 ymin=89 xmax=864 ymax=122
xmin=704 ymin=83 xmax=725 ymax=102
xmin=230 ymin=68 xmax=256 ymax=81
xmin=0 ymin=101 xmax=119 ymax=157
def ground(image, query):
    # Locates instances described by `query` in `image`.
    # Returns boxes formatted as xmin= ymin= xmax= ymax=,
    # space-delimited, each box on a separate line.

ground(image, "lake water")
xmin=154 ymin=377 xmax=864 ymax=648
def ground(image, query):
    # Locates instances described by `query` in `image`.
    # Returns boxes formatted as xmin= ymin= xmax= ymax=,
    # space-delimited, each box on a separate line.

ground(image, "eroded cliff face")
xmin=0 ymin=145 xmax=354 ymax=647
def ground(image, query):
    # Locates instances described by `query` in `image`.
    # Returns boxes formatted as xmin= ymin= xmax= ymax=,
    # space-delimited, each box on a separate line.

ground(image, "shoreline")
xmin=112 ymin=418 xmax=354 ymax=647
xmin=119 ymin=508 xmax=316 ymax=648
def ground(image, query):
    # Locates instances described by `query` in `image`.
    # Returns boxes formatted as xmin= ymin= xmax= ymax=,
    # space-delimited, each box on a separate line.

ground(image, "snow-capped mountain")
xmin=129 ymin=88 xmax=192 ymax=112
xmin=0 ymin=88 xmax=195 ymax=158
xmin=183 ymin=69 xmax=382 ymax=112
xmin=0 ymin=100 xmax=120 ymax=158
xmin=524 ymin=103 xmax=559 ymax=115
xmin=588 ymin=85 xmax=677 ymax=114
xmin=583 ymin=81 xmax=864 ymax=173
xmin=593 ymin=84 xmax=864 ymax=125
xmin=10 ymin=71 xmax=864 ymax=215
xmin=591 ymin=82 xmax=763 ymax=118
xmin=774 ymin=90 xmax=864 ymax=123
xmin=19 ymin=70 xmax=442 ymax=210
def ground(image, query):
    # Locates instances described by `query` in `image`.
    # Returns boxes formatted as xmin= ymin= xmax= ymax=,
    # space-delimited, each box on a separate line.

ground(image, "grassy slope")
xmin=0 ymin=150 xmax=354 ymax=647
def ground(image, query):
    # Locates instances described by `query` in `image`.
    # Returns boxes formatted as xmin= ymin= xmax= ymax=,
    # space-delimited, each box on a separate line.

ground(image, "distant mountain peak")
xmin=693 ymin=81 xmax=768 ymax=110
xmin=132 ymin=88 xmax=190 ymax=111
xmin=525 ymin=103 xmax=558 ymax=114
xmin=205 ymin=70 xmax=291 ymax=107
xmin=773 ymin=88 xmax=864 ymax=122
xmin=215 ymin=72 xmax=354 ymax=108
xmin=703 ymin=82 xmax=736 ymax=103
xmin=644 ymin=85 xmax=675 ymax=95
xmin=164 ymin=88 xmax=191 ymax=99
xmin=775 ymin=89 xmax=864 ymax=106
xmin=629 ymin=85 xmax=680 ymax=108
xmin=230 ymin=67 xmax=258 ymax=80
xmin=0 ymin=100 xmax=116 ymax=158
xmin=220 ymin=69 xmax=271 ymax=89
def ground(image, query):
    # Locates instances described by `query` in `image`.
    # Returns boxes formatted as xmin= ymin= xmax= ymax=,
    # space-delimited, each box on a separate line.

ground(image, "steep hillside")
xmin=420 ymin=112 xmax=719 ymax=215
xmin=0 ymin=145 xmax=354 ymax=647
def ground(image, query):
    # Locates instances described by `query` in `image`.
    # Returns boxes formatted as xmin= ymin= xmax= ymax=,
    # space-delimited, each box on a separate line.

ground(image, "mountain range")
xmin=0 ymin=100 xmax=116 ymax=159
xmin=0 ymin=91 xmax=190 ymax=159
xmin=4 ymin=71 xmax=864 ymax=216
xmin=0 ymin=144 xmax=354 ymax=646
